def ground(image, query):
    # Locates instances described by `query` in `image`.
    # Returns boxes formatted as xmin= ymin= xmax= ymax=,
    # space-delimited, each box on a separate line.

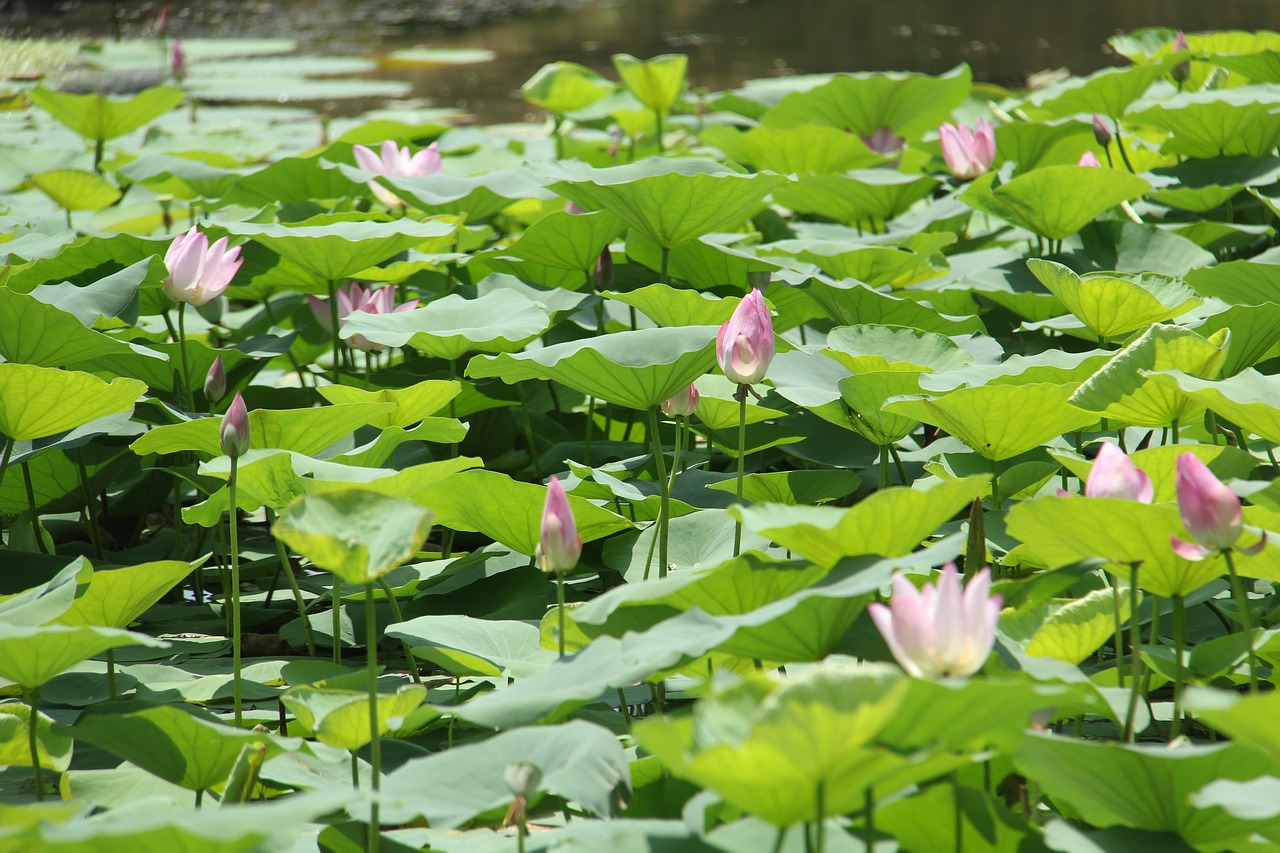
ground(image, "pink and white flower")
xmin=716 ymin=289 xmax=775 ymax=387
xmin=163 ymin=226 xmax=243 ymax=306
xmin=352 ymin=140 xmax=442 ymax=208
xmin=939 ymin=119 xmax=996 ymax=180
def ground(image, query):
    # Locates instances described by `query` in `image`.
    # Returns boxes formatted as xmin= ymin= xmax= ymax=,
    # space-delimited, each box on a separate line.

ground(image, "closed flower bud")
xmin=219 ymin=393 xmax=251 ymax=459
xmin=661 ymin=384 xmax=700 ymax=418
xmin=593 ymin=249 xmax=613 ymax=291
xmin=1085 ymin=442 xmax=1152 ymax=502
xmin=1092 ymin=113 xmax=1112 ymax=147
xmin=716 ymin=289 xmax=775 ymax=387
xmin=1170 ymin=452 xmax=1266 ymax=559
xmin=537 ymin=476 xmax=581 ymax=575
xmin=204 ymin=355 xmax=227 ymax=402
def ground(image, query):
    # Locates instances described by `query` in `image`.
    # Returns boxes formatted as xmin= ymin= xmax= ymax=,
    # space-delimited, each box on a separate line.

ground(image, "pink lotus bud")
xmin=868 ymin=563 xmax=1002 ymax=679
xmin=1078 ymin=151 xmax=1102 ymax=167
xmin=204 ymin=354 xmax=227 ymax=402
xmin=939 ymin=119 xmax=996 ymax=180
xmin=163 ymin=226 xmax=243 ymax=306
xmin=537 ymin=476 xmax=581 ymax=575
xmin=171 ymin=39 xmax=186 ymax=81
xmin=352 ymin=140 xmax=442 ymax=208
xmin=593 ymin=249 xmax=613 ymax=291
xmin=1092 ymin=113 xmax=1112 ymax=147
xmin=661 ymin=384 xmax=700 ymax=418
xmin=1085 ymin=442 xmax=1152 ymax=502
xmin=716 ymin=289 xmax=775 ymax=387
xmin=564 ymin=201 xmax=585 ymax=215
xmin=155 ymin=3 xmax=170 ymax=34
xmin=860 ymin=126 xmax=905 ymax=155
xmin=220 ymin=392 xmax=251 ymax=459
xmin=1172 ymin=31 xmax=1191 ymax=83
xmin=1169 ymin=452 xmax=1264 ymax=560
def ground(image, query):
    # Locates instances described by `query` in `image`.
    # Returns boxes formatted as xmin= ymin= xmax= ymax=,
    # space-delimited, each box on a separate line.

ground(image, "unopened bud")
xmin=661 ymin=384 xmax=700 ymax=418
xmin=1091 ymin=113 xmax=1112 ymax=147
xmin=504 ymin=761 xmax=542 ymax=798
xmin=220 ymin=393 xmax=251 ymax=459
xmin=205 ymin=355 xmax=227 ymax=402
xmin=594 ymin=249 xmax=613 ymax=291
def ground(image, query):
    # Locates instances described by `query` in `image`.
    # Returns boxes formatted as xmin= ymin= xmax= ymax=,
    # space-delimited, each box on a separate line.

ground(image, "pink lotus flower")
xmin=1078 ymin=151 xmax=1102 ymax=167
xmin=869 ymin=564 xmax=1002 ymax=679
xmin=1172 ymin=31 xmax=1192 ymax=83
xmin=308 ymin=283 xmax=418 ymax=352
xmin=661 ymin=384 xmax=700 ymax=418
xmin=537 ymin=476 xmax=581 ymax=575
xmin=220 ymin=392 xmax=251 ymax=459
xmin=163 ymin=226 xmax=243 ymax=306
xmin=205 ymin=354 xmax=227 ymax=402
xmin=171 ymin=39 xmax=187 ymax=81
xmin=1092 ymin=113 xmax=1112 ymax=146
xmin=1085 ymin=442 xmax=1153 ymax=502
xmin=716 ymin=289 xmax=775 ymax=387
xmin=861 ymin=126 xmax=905 ymax=155
xmin=939 ymin=119 xmax=996 ymax=180
xmin=1171 ymin=452 xmax=1266 ymax=560
xmin=353 ymin=140 xmax=442 ymax=208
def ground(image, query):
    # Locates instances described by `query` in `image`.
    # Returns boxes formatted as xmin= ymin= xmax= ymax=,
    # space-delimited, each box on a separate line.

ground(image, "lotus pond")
xmin=9 ymin=24 xmax=1280 ymax=853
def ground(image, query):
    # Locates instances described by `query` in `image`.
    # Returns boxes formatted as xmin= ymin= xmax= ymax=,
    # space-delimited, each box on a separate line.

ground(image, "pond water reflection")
xmin=7 ymin=0 xmax=1280 ymax=122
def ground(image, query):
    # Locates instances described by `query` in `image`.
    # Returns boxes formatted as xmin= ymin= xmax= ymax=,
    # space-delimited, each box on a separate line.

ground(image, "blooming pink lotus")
xmin=939 ymin=119 xmax=996 ymax=180
xmin=537 ymin=476 xmax=581 ymax=575
xmin=353 ymin=140 xmax=442 ymax=208
xmin=1171 ymin=452 xmax=1265 ymax=559
xmin=716 ymin=289 xmax=775 ymax=388
xmin=661 ymin=384 xmax=700 ymax=418
xmin=308 ymin=283 xmax=418 ymax=353
xmin=220 ymin=392 xmax=251 ymax=459
xmin=1078 ymin=151 xmax=1102 ymax=167
xmin=163 ymin=226 xmax=243 ymax=306
xmin=869 ymin=564 xmax=1001 ymax=679
xmin=1085 ymin=442 xmax=1153 ymax=502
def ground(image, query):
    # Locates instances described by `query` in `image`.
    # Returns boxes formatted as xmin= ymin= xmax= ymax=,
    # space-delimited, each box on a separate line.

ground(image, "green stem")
xmin=75 ymin=449 xmax=106 ymax=561
xmin=889 ymin=444 xmax=907 ymax=485
xmin=1172 ymin=594 xmax=1187 ymax=738
xmin=1111 ymin=117 xmax=1137 ymax=173
xmin=878 ymin=444 xmax=890 ymax=490
xmin=654 ymin=111 xmax=665 ymax=154
xmin=265 ymin=508 xmax=315 ymax=657
xmin=21 ymin=461 xmax=44 ymax=554
xmin=1224 ymin=549 xmax=1260 ymax=692
xmin=365 ymin=582 xmax=381 ymax=853
xmin=864 ymin=789 xmax=875 ymax=850
xmin=660 ymin=246 xmax=670 ymax=285
xmin=733 ymin=390 xmax=747 ymax=557
xmin=328 ymin=280 xmax=341 ymax=384
xmin=0 ymin=436 xmax=10 ymax=542
xmin=556 ymin=572 xmax=567 ymax=659
xmin=517 ymin=383 xmax=543 ymax=480
xmin=646 ymin=407 xmax=671 ymax=579
xmin=177 ymin=301 xmax=193 ymax=411
xmin=1123 ymin=569 xmax=1143 ymax=742
xmin=814 ymin=781 xmax=826 ymax=853
xmin=616 ymin=688 xmax=632 ymax=730
xmin=953 ymin=773 xmax=964 ymax=853
xmin=1110 ymin=576 xmax=1125 ymax=688
xmin=332 ymin=583 xmax=343 ymax=666
xmin=989 ymin=457 xmax=1002 ymax=510
xmin=584 ymin=397 xmax=595 ymax=466
xmin=27 ymin=687 xmax=43 ymax=801
xmin=376 ymin=577 xmax=421 ymax=684
xmin=106 ymin=649 xmax=117 ymax=700
xmin=229 ymin=456 xmax=242 ymax=726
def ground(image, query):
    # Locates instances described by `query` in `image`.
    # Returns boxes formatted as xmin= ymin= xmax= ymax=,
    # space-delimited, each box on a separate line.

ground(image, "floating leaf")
xmin=961 ymin=166 xmax=1150 ymax=241
xmin=27 ymin=84 xmax=186 ymax=143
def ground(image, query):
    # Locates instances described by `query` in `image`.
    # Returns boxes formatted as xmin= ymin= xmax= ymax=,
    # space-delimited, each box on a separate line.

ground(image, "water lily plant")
xmin=353 ymin=140 xmax=442 ymax=209
xmin=938 ymin=119 xmax=996 ymax=180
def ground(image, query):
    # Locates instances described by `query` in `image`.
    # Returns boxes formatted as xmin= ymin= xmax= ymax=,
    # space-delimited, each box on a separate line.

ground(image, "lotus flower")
xmin=1084 ymin=442 xmax=1153 ymax=502
xmin=308 ymin=283 xmax=418 ymax=352
xmin=537 ymin=476 xmax=581 ymax=575
xmin=220 ymin=393 xmax=251 ymax=459
xmin=171 ymin=39 xmax=186 ymax=81
xmin=1092 ymin=113 xmax=1112 ymax=146
xmin=1171 ymin=452 xmax=1265 ymax=559
xmin=594 ymin=249 xmax=614 ymax=291
xmin=353 ymin=140 xmax=441 ymax=208
xmin=661 ymin=384 xmax=700 ymax=418
xmin=939 ymin=119 xmax=996 ymax=180
xmin=1078 ymin=151 xmax=1102 ymax=167
xmin=163 ymin=226 xmax=243 ymax=306
xmin=1172 ymin=31 xmax=1192 ymax=83
xmin=204 ymin=355 xmax=227 ymax=402
xmin=716 ymin=289 xmax=775 ymax=387
xmin=861 ymin=126 xmax=905 ymax=156
xmin=868 ymin=564 xmax=1001 ymax=679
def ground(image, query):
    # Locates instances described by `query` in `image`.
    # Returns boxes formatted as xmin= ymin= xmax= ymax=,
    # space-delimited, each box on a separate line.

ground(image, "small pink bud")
xmin=564 ymin=201 xmax=585 ymax=215
xmin=1078 ymin=151 xmax=1102 ymax=167
xmin=1092 ymin=113 xmax=1112 ymax=147
xmin=219 ymin=393 xmax=251 ymax=459
xmin=593 ymin=249 xmax=613 ymax=291
xmin=716 ymin=289 xmax=775 ymax=387
xmin=537 ymin=476 xmax=581 ymax=575
xmin=204 ymin=355 xmax=227 ymax=402
xmin=661 ymin=384 xmax=700 ymax=418
xmin=171 ymin=39 xmax=186 ymax=81
xmin=1172 ymin=31 xmax=1192 ymax=83
xmin=860 ymin=126 xmax=905 ymax=155
xmin=1085 ymin=442 xmax=1152 ymax=503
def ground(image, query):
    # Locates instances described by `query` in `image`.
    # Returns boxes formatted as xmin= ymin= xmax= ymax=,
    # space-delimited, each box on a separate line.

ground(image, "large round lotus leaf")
xmin=0 ymin=702 xmax=72 ymax=772
xmin=221 ymin=218 xmax=456 ymax=282
xmin=0 ymin=623 xmax=166 ymax=688
xmin=281 ymin=685 xmax=426 ymax=751
xmin=1128 ymin=86 xmax=1280 ymax=158
xmin=1143 ymin=368 xmax=1280 ymax=445
xmin=55 ymin=560 xmax=193 ymax=630
xmin=1022 ymin=60 xmax=1177 ymax=119
xmin=0 ymin=287 xmax=163 ymax=369
xmin=960 ymin=166 xmax=1151 ymax=241
xmin=522 ymin=61 xmax=615 ymax=114
xmin=613 ymin=53 xmax=687 ymax=115
xmin=27 ymin=85 xmax=186 ymax=143
xmin=773 ymin=171 xmax=939 ymax=227
xmin=1026 ymin=259 xmax=1200 ymax=341
xmin=0 ymin=364 xmax=145 ymax=441
xmin=701 ymin=124 xmax=889 ymax=174
xmin=385 ymin=616 xmax=556 ymax=679
xmin=468 ymin=325 xmax=719 ymax=411
xmin=29 ymin=169 xmax=121 ymax=212
xmin=492 ymin=209 xmax=623 ymax=274
xmin=131 ymin=402 xmax=396 ymax=458
xmin=341 ymin=290 xmax=551 ymax=361
xmin=368 ymin=169 xmax=555 ymax=221
xmin=542 ymin=158 xmax=789 ymax=250
xmin=271 ymin=489 xmax=434 ymax=585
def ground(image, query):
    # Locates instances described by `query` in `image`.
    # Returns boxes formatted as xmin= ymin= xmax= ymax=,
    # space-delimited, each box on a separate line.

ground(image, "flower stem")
xmin=177 ymin=301 xmax=193 ymax=411
xmin=1172 ymin=594 xmax=1187 ymax=738
xmin=1123 ymin=564 xmax=1144 ymax=741
xmin=814 ymin=781 xmax=826 ymax=853
xmin=21 ymin=461 xmax=45 ymax=554
xmin=1224 ymin=549 xmax=1260 ymax=692
xmin=327 ymin=280 xmax=341 ymax=384
xmin=26 ymin=687 xmax=43 ymax=801
xmin=365 ymin=581 xmax=381 ymax=853
xmin=646 ymin=407 xmax=671 ymax=579
xmin=376 ymin=577 xmax=421 ymax=684
xmin=265 ymin=508 xmax=315 ymax=657
xmin=733 ymin=389 xmax=747 ymax=557
xmin=229 ymin=455 xmax=242 ymax=726
xmin=75 ymin=448 xmax=106 ymax=561
xmin=556 ymin=572 xmax=567 ymax=659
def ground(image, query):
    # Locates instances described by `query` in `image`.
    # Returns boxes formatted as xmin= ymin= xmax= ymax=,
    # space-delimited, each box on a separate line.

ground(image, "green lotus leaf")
xmin=763 ymin=64 xmax=971 ymax=139
xmin=226 ymin=155 xmax=366 ymax=208
xmin=1187 ymin=259 xmax=1280 ymax=306
xmin=467 ymin=326 xmax=719 ymax=411
xmin=1191 ymin=302 xmax=1280 ymax=377
xmin=802 ymin=279 xmax=985 ymax=335
xmin=55 ymin=560 xmax=194 ymax=630
xmin=1023 ymin=61 xmax=1176 ymax=118
xmin=0 ymin=702 xmax=72 ymax=772
xmin=131 ymin=402 xmax=396 ymax=458
xmin=613 ymin=53 xmax=687 ymax=115
xmin=0 ymin=364 xmax=145 ymax=441
xmin=1186 ymin=688 xmax=1280 ymax=767
xmin=701 ymin=124 xmax=889 ymax=173
xmin=885 ymin=383 xmax=1096 ymax=461
xmin=3 ymin=232 xmax=159 ymax=294
xmin=823 ymin=324 xmax=973 ymax=373
xmin=837 ymin=369 xmax=927 ymax=444
xmin=995 ymin=120 xmax=1095 ymax=172
xmin=385 ymin=616 xmax=556 ymax=679
xmin=605 ymin=284 xmax=740 ymax=328
xmin=0 ymin=287 xmax=163 ymax=369
xmin=1076 ymin=220 xmax=1216 ymax=278
xmin=522 ymin=61 xmax=615 ymax=113
xmin=281 ymin=685 xmax=425 ymax=751
xmin=731 ymin=476 xmax=987 ymax=567
xmin=27 ymin=84 xmax=185 ymax=143
xmin=341 ymin=290 xmax=551 ymax=361
xmin=116 ymin=153 xmax=244 ymax=200
xmin=413 ymin=469 xmax=631 ymax=555
xmin=877 ymin=779 xmax=1042 ymax=853
xmin=71 ymin=703 xmax=279 ymax=790
xmin=602 ymin=508 xmax=776 ymax=583
xmin=497 ymin=208 xmax=623 ymax=274
xmin=220 ymin=217 xmax=456 ymax=282
xmin=624 ymin=231 xmax=780 ymax=292
xmin=1069 ymin=325 xmax=1228 ymax=427
xmin=271 ymin=489 xmax=434 ymax=585
xmin=1127 ymin=86 xmax=1280 ymax=158
xmin=765 ymin=239 xmax=945 ymax=288
xmin=29 ymin=169 xmax=121 ymax=211
xmin=0 ymin=560 xmax=84 ymax=627
xmin=1210 ymin=50 xmax=1280 ymax=83
xmin=1025 ymin=259 xmax=1201 ymax=341
xmin=543 ymin=158 xmax=789 ymax=250
xmin=379 ymin=721 xmax=628 ymax=828
xmin=0 ymin=623 xmax=166 ymax=688
xmin=706 ymin=469 xmax=862 ymax=506
xmin=774 ymin=170 xmax=939 ymax=228
xmin=1142 ymin=368 xmax=1280 ymax=445
xmin=317 ymin=379 xmax=460 ymax=428
xmin=960 ymin=166 xmax=1150 ymax=241
xmin=1021 ymin=587 xmax=1134 ymax=665
xmin=369 ymin=169 xmax=555 ymax=221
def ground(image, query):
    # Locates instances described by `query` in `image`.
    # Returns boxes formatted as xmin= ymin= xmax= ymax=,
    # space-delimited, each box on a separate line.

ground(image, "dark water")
xmin=7 ymin=0 xmax=1280 ymax=122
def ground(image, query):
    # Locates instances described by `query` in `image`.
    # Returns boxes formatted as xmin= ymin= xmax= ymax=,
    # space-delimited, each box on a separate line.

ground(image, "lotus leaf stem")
xmin=265 ymin=508 xmax=316 ymax=657
xmin=1224 ymin=549 xmax=1260 ymax=692
xmin=646 ymin=407 xmax=671 ymax=579
xmin=365 ymin=580 xmax=382 ymax=853
xmin=733 ymin=389 xmax=747 ymax=556
xmin=229 ymin=455 xmax=243 ymax=726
